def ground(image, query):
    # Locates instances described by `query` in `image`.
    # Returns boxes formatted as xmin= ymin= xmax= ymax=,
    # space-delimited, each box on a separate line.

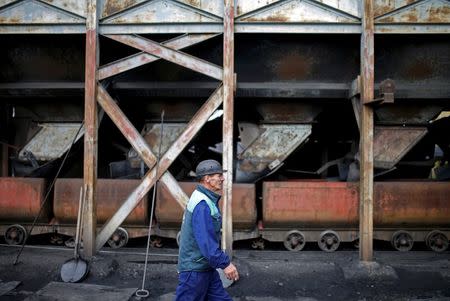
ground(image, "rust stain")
xmin=156 ymin=182 xmax=256 ymax=229
xmin=374 ymin=4 xmax=393 ymax=17
xmin=0 ymin=16 xmax=21 ymax=23
xmin=405 ymin=12 xmax=418 ymax=22
xmin=245 ymin=9 xmax=290 ymax=22
xmin=374 ymin=182 xmax=450 ymax=226
xmin=0 ymin=178 xmax=48 ymax=222
xmin=144 ymin=131 xmax=158 ymax=148
xmin=428 ymin=6 xmax=450 ymax=23
xmin=263 ymin=182 xmax=359 ymax=227
xmin=374 ymin=0 xmax=420 ymax=19
xmin=402 ymin=59 xmax=434 ymax=80
xmin=246 ymin=13 xmax=289 ymax=22
xmin=103 ymin=0 xmax=139 ymax=17
xmin=184 ymin=0 xmax=200 ymax=7
xmin=390 ymin=7 xmax=420 ymax=22
xmin=274 ymin=52 xmax=314 ymax=80
xmin=237 ymin=4 xmax=243 ymax=16
xmin=54 ymin=179 xmax=148 ymax=225
xmin=377 ymin=2 xmax=450 ymax=23
xmin=380 ymin=16 xmax=394 ymax=22
xmin=377 ymin=27 xmax=390 ymax=32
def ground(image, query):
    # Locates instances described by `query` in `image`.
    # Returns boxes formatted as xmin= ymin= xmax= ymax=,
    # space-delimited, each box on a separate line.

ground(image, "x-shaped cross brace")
xmin=95 ymin=34 xmax=225 ymax=250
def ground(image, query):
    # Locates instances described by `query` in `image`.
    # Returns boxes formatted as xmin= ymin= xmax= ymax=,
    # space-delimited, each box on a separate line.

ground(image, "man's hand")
xmin=223 ymin=263 xmax=239 ymax=281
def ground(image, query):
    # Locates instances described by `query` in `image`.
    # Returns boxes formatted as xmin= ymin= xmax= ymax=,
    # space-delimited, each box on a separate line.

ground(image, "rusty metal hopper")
xmin=374 ymin=126 xmax=428 ymax=169
xmin=12 ymin=123 xmax=84 ymax=177
xmin=128 ymin=123 xmax=186 ymax=169
xmin=236 ymin=123 xmax=312 ymax=182
xmin=110 ymin=122 xmax=187 ymax=178
xmin=18 ymin=123 xmax=84 ymax=162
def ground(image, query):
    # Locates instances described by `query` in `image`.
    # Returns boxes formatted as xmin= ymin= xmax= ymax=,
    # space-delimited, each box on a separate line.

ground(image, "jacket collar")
xmin=196 ymin=184 xmax=221 ymax=204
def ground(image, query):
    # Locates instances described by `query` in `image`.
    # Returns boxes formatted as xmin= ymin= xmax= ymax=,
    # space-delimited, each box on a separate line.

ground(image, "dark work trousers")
xmin=175 ymin=270 xmax=233 ymax=301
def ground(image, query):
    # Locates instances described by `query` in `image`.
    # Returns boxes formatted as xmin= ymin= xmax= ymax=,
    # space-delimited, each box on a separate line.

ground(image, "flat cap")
xmin=195 ymin=159 xmax=226 ymax=178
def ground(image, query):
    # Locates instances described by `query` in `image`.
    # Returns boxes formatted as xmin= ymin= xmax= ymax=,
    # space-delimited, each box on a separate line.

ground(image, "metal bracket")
xmin=23 ymin=151 xmax=39 ymax=169
xmin=349 ymin=76 xmax=395 ymax=106
xmin=373 ymin=79 xmax=395 ymax=105
xmin=349 ymin=75 xmax=361 ymax=99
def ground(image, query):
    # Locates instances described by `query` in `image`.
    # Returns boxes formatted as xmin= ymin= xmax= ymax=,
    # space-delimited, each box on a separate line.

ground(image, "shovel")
xmin=61 ymin=186 xmax=89 ymax=282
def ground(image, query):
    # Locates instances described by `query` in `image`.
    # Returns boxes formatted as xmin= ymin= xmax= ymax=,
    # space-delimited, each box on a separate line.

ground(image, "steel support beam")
xmin=83 ymin=0 xmax=99 ymax=258
xmin=3 ymin=82 xmax=450 ymax=100
xmin=99 ymin=23 xmax=223 ymax=35
xmin=96 ymin=84 xmax=188 ymax=208
xmin=222 ymin=0 xmax=235 ymax=256
xmin=359 ymin=0 xmax=375 ymax=262
xmin=374 ymin=24 xmax=450 ymax=34
xmin=2 ymin=23 xmax=450 ymax=35
xmin=95 ymin=84 xmax=224 ymax=251
xmin=235 ymin=23 xmax=362 ymax=34
xmin=98 ymin=34 xmax=219 ymax=80
xmin=105 ymin=34 xmax=223 ymax=81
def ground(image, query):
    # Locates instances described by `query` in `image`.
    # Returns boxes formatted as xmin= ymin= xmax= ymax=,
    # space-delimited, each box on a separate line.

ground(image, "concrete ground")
xmin=0 ymin=244 xmax=449 ymax=301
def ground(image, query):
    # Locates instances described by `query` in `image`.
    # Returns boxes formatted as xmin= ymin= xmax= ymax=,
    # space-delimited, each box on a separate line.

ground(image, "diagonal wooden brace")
xmin=99 ymin=34 xmax=219 ymax=80
xmin=96 ymin=84 xmax=224 ymax=251
xmin=96 ymin=84 xmax=188 ymax=208
xmin=105 ymin=34 xmax=223 ymax=81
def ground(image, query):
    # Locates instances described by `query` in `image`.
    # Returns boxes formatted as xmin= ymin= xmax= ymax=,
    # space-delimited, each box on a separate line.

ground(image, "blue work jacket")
xmin=177 ymin=185 xmax=230 ymax=272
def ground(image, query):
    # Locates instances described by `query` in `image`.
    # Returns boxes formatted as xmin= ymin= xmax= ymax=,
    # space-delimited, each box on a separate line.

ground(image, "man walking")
xmin=175 ymin=159 xmax=239 ymax=301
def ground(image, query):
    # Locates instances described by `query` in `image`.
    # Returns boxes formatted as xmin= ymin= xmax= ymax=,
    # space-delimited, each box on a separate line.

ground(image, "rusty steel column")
xmin=359 ymin=0 xmax=375 ymax=262
xmin=222 ymin=0 xmax=235 ymax=256
xmin=83 ymin=0 xmax=99 ymax=257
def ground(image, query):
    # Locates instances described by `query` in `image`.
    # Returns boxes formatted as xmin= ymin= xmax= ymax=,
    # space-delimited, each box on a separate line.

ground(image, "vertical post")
xmin=83 ymin=0 xmax=99 ymax=257
xmin=222 ymin=0 xmax=235 ymax=256
xmin=359 ymin=0 xmax=374 ymax=262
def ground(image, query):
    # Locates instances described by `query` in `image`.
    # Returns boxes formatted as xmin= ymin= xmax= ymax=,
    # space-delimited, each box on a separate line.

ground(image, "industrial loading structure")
xmin=0 ymin=0 xmax=449 ymax=262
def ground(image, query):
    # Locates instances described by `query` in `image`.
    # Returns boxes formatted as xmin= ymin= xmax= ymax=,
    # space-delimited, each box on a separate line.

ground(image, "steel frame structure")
xmin=0 ymin=0 xmax=449 ymax=34
xmin=0 ymin=0 xmax=449 ymax=260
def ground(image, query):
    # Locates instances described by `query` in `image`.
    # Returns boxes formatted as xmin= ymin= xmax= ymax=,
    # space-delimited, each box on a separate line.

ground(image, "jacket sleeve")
xmin=192 ymin=201 xmax=231 ymax=269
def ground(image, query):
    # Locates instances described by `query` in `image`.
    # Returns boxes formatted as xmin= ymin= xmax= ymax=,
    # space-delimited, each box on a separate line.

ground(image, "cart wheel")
xmin=107 ymin=227 xmax=129 ymax=249
xmin=251 ymin=238 xmax=265 ymax=250
xmin=5 ymin=224 xmax=27 ymax=245
xmin=425 ymin=230 xmax=448 ymax=253
xmin=283 ymin=230 xmax=306 ymax=251
xmin=50 ymin=234 xmax=64 ymax=245
xmin=318 ymin=230 xmax=340 ymax=252
xmin=391 ymin=230 xmax=414 ymax=252
xmin=150 ymin=236 xmax=163 ymax=248
xmin=64 ymin=237 xmax=75 ymax=248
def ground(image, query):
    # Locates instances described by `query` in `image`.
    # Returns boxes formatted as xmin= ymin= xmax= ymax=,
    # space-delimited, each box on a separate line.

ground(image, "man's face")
xmin=205 ymin=173 xmax=225 ymax=193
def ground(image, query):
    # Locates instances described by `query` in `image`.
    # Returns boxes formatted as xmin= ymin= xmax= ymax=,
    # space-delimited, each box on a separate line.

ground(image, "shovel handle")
xmin=74 ymin=186 xmax=85 ymax=258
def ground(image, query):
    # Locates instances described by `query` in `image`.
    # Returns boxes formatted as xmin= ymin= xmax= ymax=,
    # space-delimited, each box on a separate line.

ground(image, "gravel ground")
xmin=0 ymin=245 xmax=449 ymax=301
